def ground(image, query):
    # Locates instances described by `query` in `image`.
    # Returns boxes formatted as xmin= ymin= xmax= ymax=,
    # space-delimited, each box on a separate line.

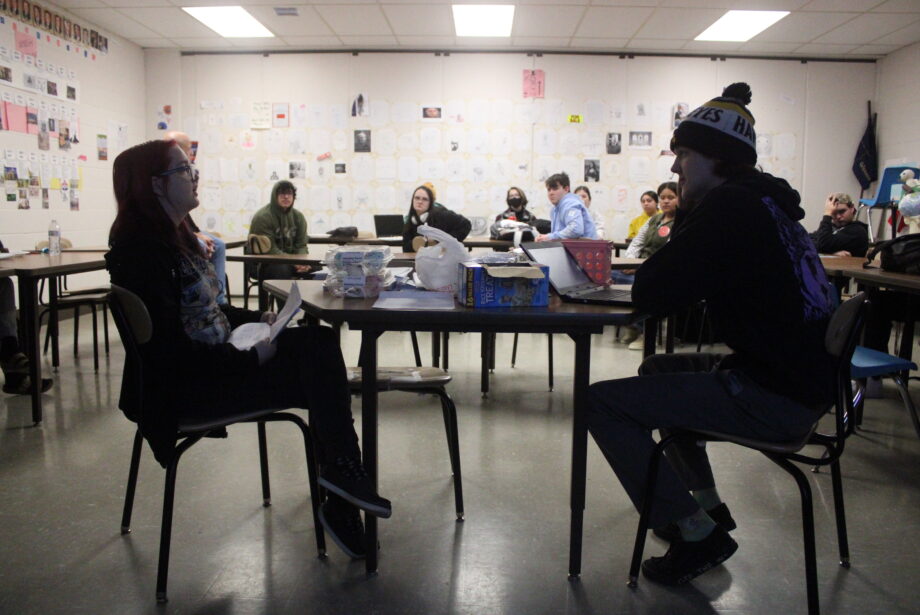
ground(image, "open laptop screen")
xmin=521 ymin=242 xmax=592 ymax=292
xmin=374 ymin=214 xmax=404 ymax=237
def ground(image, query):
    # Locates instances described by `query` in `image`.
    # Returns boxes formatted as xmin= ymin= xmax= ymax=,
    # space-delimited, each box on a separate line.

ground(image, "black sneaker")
xmin=319 ymin=456 xmax=392 ymax=518
xmin=1 ymin=353 xmax=53 ymax=395
xmin=642 ymin=525 xmax=738 ymax=586
xmin=652 ymin=502 xmax=737 ymax=542
xmin=318 ymin=496 xmax=366 ymax=559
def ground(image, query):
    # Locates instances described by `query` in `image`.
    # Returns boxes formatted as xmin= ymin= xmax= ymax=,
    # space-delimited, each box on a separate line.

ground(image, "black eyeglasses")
xmin=157 ymin=163 xmax=199 ymax=182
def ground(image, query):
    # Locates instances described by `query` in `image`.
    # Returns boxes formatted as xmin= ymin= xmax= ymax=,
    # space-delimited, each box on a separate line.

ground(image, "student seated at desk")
xmin=535 ymin=172 xmax=599 ymax=242
xmin=627 ymin=190 xmax=660 ymax=241
xmin=402 ymin=184 xmax=471 ymax=252
xmin=809 ymin=192 xmax=868 ymax=258
xmin=587 ymin=83 xmax=837 ymax=587
xmin=106 ymin=140 xmax=391 ymax=558
xmin=0 ymin=240 xmax=53 ymax=395
xmin=574 ymin=185 xmax=605 ymax=239
xmin=249 ymin=180 xmax=313 ymax=279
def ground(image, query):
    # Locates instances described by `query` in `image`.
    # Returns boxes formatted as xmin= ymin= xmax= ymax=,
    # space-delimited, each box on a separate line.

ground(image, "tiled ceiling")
xmin=52 ymin=0 xmax=920 ymax=58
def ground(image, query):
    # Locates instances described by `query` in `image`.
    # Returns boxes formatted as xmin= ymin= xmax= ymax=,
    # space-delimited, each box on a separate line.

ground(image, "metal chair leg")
xmin=435 ymin=388 xmax=464 ymax=520
xmin=72 ymin=305 xmax=79 ymax=357
xmin=547 ymin=334 xmax=554 ymax=392
xmin=91 ymin=305 xmax=100 ymax=372
xmin=103 ymin=304 xmax=110 ymax=354
xmin=628 ymin=436 xmax=674 ymax=587
xmin=258 ymin=421 xmax=271 ymax=506
xmin=771 ymin=455 xmax=820 ymax=615
xmin=511 ymin=333 xmax=519 ymax=367
xmin=892 ymin=375 xmax=920 ymax=438
xmin=443 ymin=332 xmax=449 ymax=371
xmin=156 ymin=435 xmax=201 ymax=604
xmin=121 ymin=430 xmax=144 ymax=534
xmin=410 ymin=331 xmax=422 ymax=367
xmin=829 ymin=459 xmax=850 ymax=568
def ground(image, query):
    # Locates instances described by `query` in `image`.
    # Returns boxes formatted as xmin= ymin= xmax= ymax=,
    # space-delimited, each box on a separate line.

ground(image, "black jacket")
xmin=106 ymin=236 xmax=262 ymax=466
xmin=403 ymin=203 xmax=472 ymax=252
xmin=633 ymin=172 xmax=837 ymax=407
xmin=809 ymin=217 xmax=869 ymax=257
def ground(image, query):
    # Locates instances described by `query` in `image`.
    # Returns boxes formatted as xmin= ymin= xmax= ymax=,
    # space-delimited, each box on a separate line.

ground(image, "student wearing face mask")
xmin=106 ymin=140 xmax=392 ymax=560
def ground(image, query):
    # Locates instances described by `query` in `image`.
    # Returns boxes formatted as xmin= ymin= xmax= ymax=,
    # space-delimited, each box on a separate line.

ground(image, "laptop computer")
xmin=521 ymin=241 xmax=633 ymax=306
xmin=374 ymin=214 xmax=405 ymax=238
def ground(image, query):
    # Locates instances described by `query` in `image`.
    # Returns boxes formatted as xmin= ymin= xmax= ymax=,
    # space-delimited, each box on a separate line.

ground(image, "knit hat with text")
xmin=670 ymin=82 xmax=757 ymax=165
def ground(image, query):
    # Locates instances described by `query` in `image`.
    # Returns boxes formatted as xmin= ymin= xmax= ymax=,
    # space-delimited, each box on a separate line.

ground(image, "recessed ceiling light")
xmin=182 ymin=6 xmax=274 ymax=38
xmin=696 ymin=10 xmax=789 ymax=42
xmin=452 ymin=5 xmax=515 ymax=37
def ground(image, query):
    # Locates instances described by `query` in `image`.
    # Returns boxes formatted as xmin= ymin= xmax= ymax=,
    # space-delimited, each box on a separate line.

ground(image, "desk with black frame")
xmin=264 ymin=279 xmax=651 ymax=577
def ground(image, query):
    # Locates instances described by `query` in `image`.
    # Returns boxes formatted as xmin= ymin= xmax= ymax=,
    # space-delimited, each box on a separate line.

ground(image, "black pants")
xmin=863 ymin=289 xmax=920 ymax=354
xmin=178 ymin=325 xmax=359 ymax=464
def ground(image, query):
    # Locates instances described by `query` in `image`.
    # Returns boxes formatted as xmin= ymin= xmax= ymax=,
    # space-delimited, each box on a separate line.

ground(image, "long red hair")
xmin=109 ymin=139 xmax=199 ymax=254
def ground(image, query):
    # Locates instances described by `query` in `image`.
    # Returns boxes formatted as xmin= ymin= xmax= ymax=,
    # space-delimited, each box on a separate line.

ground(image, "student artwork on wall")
xmin=1 ymin=1 xmax=109 ymax=56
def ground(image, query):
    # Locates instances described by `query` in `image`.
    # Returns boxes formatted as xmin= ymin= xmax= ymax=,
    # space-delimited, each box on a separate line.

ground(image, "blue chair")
xmin=850 ymin=345 xmax=920 ymax=438
xmin=857 ymin=166 xmax=920 ymax=242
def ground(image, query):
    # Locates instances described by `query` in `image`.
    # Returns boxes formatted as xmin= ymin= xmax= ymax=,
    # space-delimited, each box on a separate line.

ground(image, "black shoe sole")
xmin=2 ymin=378 xmax=53 ymax=395
xmin=642 ymin=536 xmax=739 ymax=586
xmin=653 ymin=504 xmax=737 ymax=542
xmin=318 ymin=505 xmax=365 ymax=560
xmin=318 ymin=476 xmax=392 ymax=519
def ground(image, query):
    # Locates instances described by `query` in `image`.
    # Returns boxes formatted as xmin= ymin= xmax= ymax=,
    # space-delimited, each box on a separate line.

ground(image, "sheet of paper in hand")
xmin=228 ymin=282 xmax=302 ymax=350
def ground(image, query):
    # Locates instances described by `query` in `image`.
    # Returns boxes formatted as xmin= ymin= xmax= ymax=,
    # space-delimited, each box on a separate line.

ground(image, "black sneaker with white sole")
xmin=318 ymin=496 xmax=366 ymax=559
xmin=652 ymin=502 xmax=737 ymax=542
xmin=319 ymin=456 xmax=392 ymax=518
xmin=642 ymin=525 xmax=738 ymax=586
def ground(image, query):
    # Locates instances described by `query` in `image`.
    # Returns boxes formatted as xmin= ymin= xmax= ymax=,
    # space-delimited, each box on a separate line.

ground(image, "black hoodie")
xmin=633 ymin=172 xmax=837 ymax=407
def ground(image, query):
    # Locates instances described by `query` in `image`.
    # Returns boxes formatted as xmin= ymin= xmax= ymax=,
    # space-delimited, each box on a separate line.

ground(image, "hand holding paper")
xmin=228 ymin=283 xmax=302 ymax=350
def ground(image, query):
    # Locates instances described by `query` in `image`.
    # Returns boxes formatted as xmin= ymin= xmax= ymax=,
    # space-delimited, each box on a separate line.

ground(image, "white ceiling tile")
xmin=168 ymin=37 xmax=233 ymax=48
xmin=118 ymin=7 xmax=219 ymax=37
xmin=634 ymin=7 xmax=727 ymax=40
xmin=794 ymin=42 xmax=860 ymax=54
xmin=572 ymin=37 xmax=631 ymax=49
xmin=516 ymin=0 xmax=596 ymax=5
xmin=661 ymin=0 xmax=806 ymax=7
xmin=682 ymin=40 xmax=744 ymax=51
xmin=873 ymin=0 xmax=920 ymax=12
xmin=849 ymin=43 xmax=902 ymax=54
xmin=512 ymin=6 xmax=587 ymax=38
xmin=738 ymin=41 xmax=802 ymax=53
xmin=314 ymin=4 xmax=392 ymax=36
xmin=338 ymin=35 xmax=399 ymax=46
xmin=395 ymin=35 xmax=457 ymax=47
xmin=871 ymin=19 xmax=920 ymax=45
xmin=813 ymin=12 xmax=915 ymax=44
xmin=626 ymin=38 xmax=689 ymax=50
xmin=130 ymin=37 xmax=177 ymax=48
xmin=280 ymin=36 xmax=345 ymax=47
xmin=512 ymin=36 xmax=572 ymax=48
xmin=244 ymin=6 xmax=333 ymax=37
xmin=52 ymin=0 xmax=107 ymax=8
xmin=802 ymin=0 xmax=882 ymax=10
xmin=229 ymin=37 xmax=291 ymax=48
xmin=175 ymin=0 xmax=304 ymax=4
xmin=68 ymin=8 xmax=161 ymax=38
xmin=380 ymin=5 xmax=454 ymax=36
xmin=102 ymin=0 xmax=175 ymax=7
xmin=591 ymin=0 xmax=659 ymax=6
xmin=751 ymin=11 xmax=858 ymax=43
xmin=575 ymin=7 xmax=655 ymax=38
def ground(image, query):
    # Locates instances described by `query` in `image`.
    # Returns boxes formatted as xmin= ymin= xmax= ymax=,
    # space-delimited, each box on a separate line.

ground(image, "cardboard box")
xmin=457 ymin=261 xmax=549 ymax=308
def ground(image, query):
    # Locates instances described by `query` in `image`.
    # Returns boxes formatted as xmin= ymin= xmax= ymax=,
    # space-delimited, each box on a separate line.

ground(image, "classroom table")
xmin=263 ymin=279 xmax=649 ymax=577
xmin=7 ymin=252 xmax=108 ymax=424
xmin=308 ymin=235 xmax=514 ymax=251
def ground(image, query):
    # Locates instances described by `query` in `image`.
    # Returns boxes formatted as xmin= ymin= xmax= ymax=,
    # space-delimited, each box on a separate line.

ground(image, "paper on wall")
xmin=375 ymin=157 xmax=396 ymax=180
xmin=290 ymin=103 xmax=308 ymax=128
xmin=419 ymin=158 xmax=445 ymax=179
xmin=420 ymin=127 xmax=441 ymax=154
xmin=398 ymin=156 xmax=419 ymax=183
xmin=375 ymin=129 xmax=397 ymax=156
xmin=219 ymin=158 xmax=238 ymax=182
xmin=534 ymin=128 xmax=557 ymax=156
xmin=264 ymin=158 xmax=286 ymax=182
xmin=352 ymin=157 xmax=374 ymax=182
xmin=309 ymin=129 xmax=331 ymax=155
xmin=628 ymin=157 xmax=651 ymax=184
xmin=251 ymin=102 xmax=271 ymax=129
xmin=446 ymin=158 xmax=465 ymax=183
xmin=392 ymin=102 xmax=415 ymax=123
xmin=287 ymin=129 xmax=307 ymax=155
xmin=264 ymin=129 xmax=284 ymax=154
xmin=375 ymin=185 xmax=396 ymax=210
xmin=467 ymin=99 xmax=489 ymax=124
xmin=397 ymin=131 xmax=418 ymax=152
xmin=222 ymin=185 xmax=241 ymax=211
xmin=492 ymin=100 xmax=513 ymax=125
xmin=490 ymin=129 xmax=512 ymax=156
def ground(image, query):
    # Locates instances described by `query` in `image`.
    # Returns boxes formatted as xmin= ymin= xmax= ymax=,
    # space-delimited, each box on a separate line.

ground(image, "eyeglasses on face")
xmin=157 ymin=163 xmax=199 ymax=182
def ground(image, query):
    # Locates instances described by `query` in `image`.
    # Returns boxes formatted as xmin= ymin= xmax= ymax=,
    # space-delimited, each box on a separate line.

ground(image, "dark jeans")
xmin=863 ymin=289 xmax=920 ymax=353
xmin=260 ymin=263 xmax=313 ymax=280
xmin=178 ymin=325 xmax=359 ymax=464
xmin=587 ymin=353 xmax=820 ymax=528
xmin=0 ymin=278 xmax=16 ymax=340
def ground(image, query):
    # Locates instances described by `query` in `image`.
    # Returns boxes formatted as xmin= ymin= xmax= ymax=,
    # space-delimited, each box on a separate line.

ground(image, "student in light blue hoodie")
xmin=535 ymin=172 xmax=599 ymax=241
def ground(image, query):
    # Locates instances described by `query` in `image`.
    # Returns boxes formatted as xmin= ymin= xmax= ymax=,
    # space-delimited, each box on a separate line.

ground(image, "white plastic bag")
xmin=414 ymin=225 xmax=468 ymax=293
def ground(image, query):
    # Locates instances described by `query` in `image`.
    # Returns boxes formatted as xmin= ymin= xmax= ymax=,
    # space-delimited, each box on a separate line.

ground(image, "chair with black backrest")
xmin=347 ymin=336 xmax=464 ymax=519
xmin=626 ymin=292 xmax=867 ymax=615
xmin=243 ymin=234 xmax=270 ymax=309
xmin=108 ymin=284 xmax=326 ymax=603
xmin=35 ymin=238 xmax=109 ymax=371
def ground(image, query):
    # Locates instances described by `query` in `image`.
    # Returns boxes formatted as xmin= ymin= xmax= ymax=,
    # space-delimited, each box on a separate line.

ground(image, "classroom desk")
xmin=263 ymin=279 xmax=648 ymax=577
xmin=308 ymin=235 xmax=514 ymax=251
xmin=7 ymin=253 xmax=108 ymax=424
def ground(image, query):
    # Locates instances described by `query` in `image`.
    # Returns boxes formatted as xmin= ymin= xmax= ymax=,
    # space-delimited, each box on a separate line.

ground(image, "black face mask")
xmin=507 ymin=197 xmax=523 ymax=209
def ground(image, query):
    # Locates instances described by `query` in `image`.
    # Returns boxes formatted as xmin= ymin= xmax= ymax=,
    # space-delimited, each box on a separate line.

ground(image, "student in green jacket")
xmin=248 ymin=180 xmax=312 ymax=278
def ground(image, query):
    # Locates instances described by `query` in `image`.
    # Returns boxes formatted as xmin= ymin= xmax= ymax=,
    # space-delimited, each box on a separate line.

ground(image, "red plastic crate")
xmin=561 ymin=239 xmax=612 ymax=285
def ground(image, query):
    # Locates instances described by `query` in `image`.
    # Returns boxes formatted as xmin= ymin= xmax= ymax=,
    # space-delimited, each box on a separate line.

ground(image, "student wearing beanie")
xmin=248 ymin=179 xmax=312 ymax=279
xmin=587 ymin=83 xmax=837 ymax=587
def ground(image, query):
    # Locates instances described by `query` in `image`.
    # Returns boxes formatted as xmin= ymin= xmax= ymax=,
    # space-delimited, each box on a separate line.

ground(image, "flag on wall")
xmin=852 ymin=101 xmax=878 ymax=191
